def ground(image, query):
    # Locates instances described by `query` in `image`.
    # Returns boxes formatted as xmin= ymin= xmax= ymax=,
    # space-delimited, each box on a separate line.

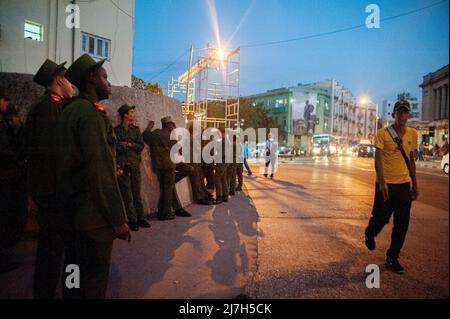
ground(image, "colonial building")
xmin=0 ymin=0 xmax=135 ymax=86
xmin=420 ymin=64 xmax=449 ymax=147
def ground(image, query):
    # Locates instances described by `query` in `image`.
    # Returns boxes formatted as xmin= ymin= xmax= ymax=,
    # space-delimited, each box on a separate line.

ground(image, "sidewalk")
xmin=0 ymin=192 xmax=260 ymax=299
xmin=415 ymin=159 xmax=442 ymax=169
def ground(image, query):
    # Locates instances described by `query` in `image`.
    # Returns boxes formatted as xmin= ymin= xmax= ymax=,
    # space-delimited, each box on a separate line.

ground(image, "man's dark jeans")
xmin=365 ymin=182 xmax=412 ymax=260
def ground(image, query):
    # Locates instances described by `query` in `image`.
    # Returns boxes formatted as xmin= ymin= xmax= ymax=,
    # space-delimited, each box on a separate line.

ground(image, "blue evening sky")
xmin=132 ymin=0 xmax=449 ymax=105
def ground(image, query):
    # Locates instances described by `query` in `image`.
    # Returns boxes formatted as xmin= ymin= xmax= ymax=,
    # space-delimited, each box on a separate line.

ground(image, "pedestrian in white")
xmin=264 ymin=132 xmax=278 ymax=179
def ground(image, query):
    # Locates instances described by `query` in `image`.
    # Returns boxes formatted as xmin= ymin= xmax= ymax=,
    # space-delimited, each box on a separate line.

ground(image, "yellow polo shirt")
xmin=375 ymin=127 xmax=418 ymax=184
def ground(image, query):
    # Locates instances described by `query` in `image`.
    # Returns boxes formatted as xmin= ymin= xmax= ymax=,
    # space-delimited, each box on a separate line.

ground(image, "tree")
xmin=145 ymin=82 xmax=163 ymax=95
xmin=131 ymin=74 xmax=146 ymax=90
xmin=131 ymin=75 xmax=164 ymax=95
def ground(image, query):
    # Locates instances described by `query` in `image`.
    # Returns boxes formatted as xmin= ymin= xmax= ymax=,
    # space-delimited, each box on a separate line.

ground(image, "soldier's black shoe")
xmin=222 ymin=196 xmax=229 ymax=202
xmin=229 ymin=191 xmax=235 ymax=196
xmin=236 ymin=187 xmax=243 ymax=192
xmin=158 ymin=215 xmax=175 ymax=221
xmin=138 ymin=219 xmax=151 ymax=228
xmin=215 ymin=198 xmax=223 ymax=205
xmin=365 ymin=235 xmax=376 ymax=251
xmin=270 ymin=174 xmax=274 ymax=179
xmin=263 ymin=174 xmax=268 ymax=178
xmin=175 ymin=209 xmax=192 ymax=217
xmin=386 ymin=257 xmax=406 ymax=274
xmin=128 ymin=222 xmax=139 ymax=231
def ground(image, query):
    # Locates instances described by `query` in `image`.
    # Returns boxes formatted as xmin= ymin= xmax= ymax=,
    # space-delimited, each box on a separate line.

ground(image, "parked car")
xmin=358 ymin=140 xmax=375 ymax=158
xmin=441 ymin=153 xmax=449 ymax=174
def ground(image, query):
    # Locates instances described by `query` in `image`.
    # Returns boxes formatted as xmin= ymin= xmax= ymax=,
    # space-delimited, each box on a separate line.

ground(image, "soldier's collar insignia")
xmin=94 ymin=102 xmax=107 ymax=114
xmin=50 ymin=93 xmax=63 ymax=104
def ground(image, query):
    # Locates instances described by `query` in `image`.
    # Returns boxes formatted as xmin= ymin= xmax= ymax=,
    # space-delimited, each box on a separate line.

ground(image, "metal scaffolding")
xmin=168 ymin=45 xmax=240 ymax=129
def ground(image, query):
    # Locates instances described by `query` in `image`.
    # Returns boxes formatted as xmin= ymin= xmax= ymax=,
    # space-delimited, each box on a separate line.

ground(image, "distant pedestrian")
xmin=264 ymin=132 xmax=277 ymax=179
xmin=242 ymin=137 xmax=252 ymax=176
xmin=364 ymin=99 xmax=419 ymax=274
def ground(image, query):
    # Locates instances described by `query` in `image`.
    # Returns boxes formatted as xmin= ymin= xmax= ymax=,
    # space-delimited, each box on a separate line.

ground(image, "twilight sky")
xmin=132 ymin=0 xmax=449 ymax=105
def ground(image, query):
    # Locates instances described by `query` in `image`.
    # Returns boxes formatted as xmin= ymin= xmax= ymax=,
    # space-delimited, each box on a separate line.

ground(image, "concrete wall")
xmin=0 ymin=72 xmax=186 ymax=214
xmin=0 ymin=0 xmax=134 ymax=86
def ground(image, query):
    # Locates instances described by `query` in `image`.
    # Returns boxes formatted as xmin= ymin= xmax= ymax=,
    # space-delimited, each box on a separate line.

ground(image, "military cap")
xmin=65 ymin=54 xmax=106 ymax=88
xmin=393 ymin=99 xmax=411 ymax=115
xmin=33 ymin=59 xmax=67 ymax=87
xmin=161 ymin=116 xmax=175 ymax=126
xmin=118 ymin=104 xmax=136 ymax=117
xmin=0 ymin=87 xmax=11 ymax=101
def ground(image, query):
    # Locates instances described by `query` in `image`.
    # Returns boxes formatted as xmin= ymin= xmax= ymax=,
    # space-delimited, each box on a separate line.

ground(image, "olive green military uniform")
xmin=115 ymin=123 xmax=145 ymax=224
xmin=227 ymin=140 xmax=238 ymax=195
xmin=0 ymin=109 xmax=27 ymax=273
xmin=25 ymin=91 xmax=71 ymax=298
xmin=55 ymin=94 xmax=127 ymax=298
xmin=214 ymin=137 xmax=229 ymax=200
xmin=25 ymin=59 xmax=72 ymax=298
xmin=143 ymin=128 xmax=182 ymax=218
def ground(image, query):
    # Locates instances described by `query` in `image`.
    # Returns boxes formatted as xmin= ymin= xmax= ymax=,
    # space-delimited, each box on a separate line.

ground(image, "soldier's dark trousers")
xmin=156 ymin=169 xmax=177 ymax=217
xmin=214 ymin=164 xmax=228 ymax=199
xmin=203 ymin=163 xmax=215 ymax=189
xmin=73 ymin=230 xmax=113 ymax=299
xmin=34 ymin=201 xmax=76 ymax=299
xmin=227 ymin=163 xmax=237 ymax=193
xmin=118 ymin=174 xmax=137 ymax=224
xmin=365 ymin=182 xmax=412 ymax=260
xmin=237 ymin=163 xmax=244 ymax=189
xmin=0 ymin=178 xmax=27 ymax=271
xmin=176 ymin=163 xmax=208 ymax=201
xmin=130 ymin=167 xmax=144 ymax=221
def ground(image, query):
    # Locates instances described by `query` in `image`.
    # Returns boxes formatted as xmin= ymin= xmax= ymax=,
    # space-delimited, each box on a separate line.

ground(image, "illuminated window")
xmin=24 ymin=20 xmax=43 ymax=41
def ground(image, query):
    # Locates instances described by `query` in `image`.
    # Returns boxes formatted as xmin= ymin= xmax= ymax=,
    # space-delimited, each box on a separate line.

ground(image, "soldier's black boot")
xmin=137 ymin=219 xmax=151 ymax=228
xmin=175 ymin=209 xmax=192 ymax=217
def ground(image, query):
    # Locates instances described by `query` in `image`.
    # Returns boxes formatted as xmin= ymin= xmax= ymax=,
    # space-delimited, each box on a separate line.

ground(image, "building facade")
xmin=382 ymin=92 xmax=422 ymax=125
xmin=0 ymin=0 xmax=134 ymax=87
xmin=248 ymin=79 xmax=376 ymax=149
xmin=419 ymin=64 xmax=449 ymax=147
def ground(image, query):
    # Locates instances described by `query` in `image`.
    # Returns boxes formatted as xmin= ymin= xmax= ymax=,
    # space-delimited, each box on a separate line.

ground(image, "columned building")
xmin=420 ymin=65 xmax=449 ymax=146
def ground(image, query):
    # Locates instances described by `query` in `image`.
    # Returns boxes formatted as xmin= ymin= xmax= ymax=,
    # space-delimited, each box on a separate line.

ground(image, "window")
xmin=81 ymin=32 xmax=111 ymax=60
xmin=24 ymin=20 xmax=43 ymax=41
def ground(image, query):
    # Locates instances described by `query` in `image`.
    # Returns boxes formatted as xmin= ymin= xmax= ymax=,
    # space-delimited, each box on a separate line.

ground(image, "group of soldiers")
xmin=0 ymin=54 xmax=249 ymax=299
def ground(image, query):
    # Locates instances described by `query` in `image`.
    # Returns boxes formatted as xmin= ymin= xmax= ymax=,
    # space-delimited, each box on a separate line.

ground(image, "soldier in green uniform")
xmin=24 ymin=59 xmax=76 ymax=298
xmin=227 ymin=134 xmax=238 ymax=196
xmin=55 ymin=54 xmax=130 ymax=299
xmin=142 ymin=116 xmax=192 ymax=220
xmin=0 ymin=100 xmax=27 ymax=273
xmin=115 ymin=104 xmax=150 ymax=231
xmin=214 ymin=127 xmax=229 ymax=204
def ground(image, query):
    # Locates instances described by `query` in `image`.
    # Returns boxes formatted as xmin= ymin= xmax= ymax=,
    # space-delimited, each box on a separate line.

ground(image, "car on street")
xmin=441 ymin=153 xmax=449 ymax=174
xmin=358 ymin=140 xmax=375 ymax=158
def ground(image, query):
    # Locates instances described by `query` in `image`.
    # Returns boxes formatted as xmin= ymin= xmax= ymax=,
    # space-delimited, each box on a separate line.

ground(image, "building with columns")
xmin=420 ymin=64 xmax=449 ymax=147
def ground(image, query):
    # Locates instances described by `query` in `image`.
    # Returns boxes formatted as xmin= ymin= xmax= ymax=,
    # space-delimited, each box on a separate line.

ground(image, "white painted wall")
xmin=0 ymin=0 xmax=134 ymax=87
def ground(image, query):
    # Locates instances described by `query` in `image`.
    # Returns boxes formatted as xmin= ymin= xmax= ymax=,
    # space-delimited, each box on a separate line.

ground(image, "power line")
xmin=240 ymin=0 xmax=448 ymax=48
xmin=109 ymin=0 xmax=134 ymax=19
xmin=148 ymin=49 xmax=190 ymax=82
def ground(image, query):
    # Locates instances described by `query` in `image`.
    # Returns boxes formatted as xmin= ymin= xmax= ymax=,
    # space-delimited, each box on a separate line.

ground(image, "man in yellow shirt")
xmin=365 ymin=99 xmax=419 ymax=274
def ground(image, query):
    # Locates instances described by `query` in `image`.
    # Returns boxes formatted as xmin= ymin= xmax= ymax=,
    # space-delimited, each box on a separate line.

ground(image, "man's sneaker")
xmin=386 ymin=258 xmax=406 ymax=274
xmin=137 ymin=219 xmax=151 ymax=228
xmin=175 ymin=209 xmax=192 ymax=217
xmin=365 ymin=235 xmax=376 ymax=251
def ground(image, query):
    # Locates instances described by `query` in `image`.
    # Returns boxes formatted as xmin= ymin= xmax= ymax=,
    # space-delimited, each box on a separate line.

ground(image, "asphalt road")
xmin=244 ymin=156 xmax=449 ymax=298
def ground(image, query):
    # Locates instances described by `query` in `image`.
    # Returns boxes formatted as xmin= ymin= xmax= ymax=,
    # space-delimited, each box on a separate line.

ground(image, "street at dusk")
xmin=0 ymin=0 xmax=448 ymax=310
